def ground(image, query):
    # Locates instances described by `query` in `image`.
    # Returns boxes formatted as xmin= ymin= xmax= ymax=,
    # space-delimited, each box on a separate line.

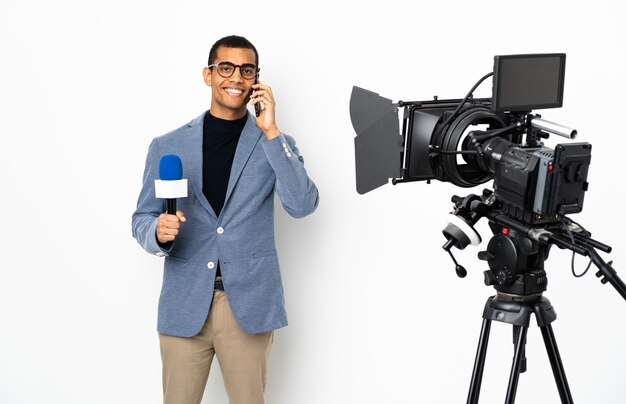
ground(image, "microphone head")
xmin=159 ymin=155 xmax=183 ymax=180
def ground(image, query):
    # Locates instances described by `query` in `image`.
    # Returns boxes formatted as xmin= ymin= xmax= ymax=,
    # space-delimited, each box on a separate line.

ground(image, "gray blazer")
xmin=132 ymin=112 xmax=319 ymax=336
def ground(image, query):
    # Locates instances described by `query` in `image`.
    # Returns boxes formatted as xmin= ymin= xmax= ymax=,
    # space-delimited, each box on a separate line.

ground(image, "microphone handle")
xmin=166 ymin=199 xmax=176 ymax=215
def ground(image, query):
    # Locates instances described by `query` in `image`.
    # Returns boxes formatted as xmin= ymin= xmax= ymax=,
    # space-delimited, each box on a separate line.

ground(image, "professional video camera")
xmin=350 ymin=53 xmax=626 ymax=404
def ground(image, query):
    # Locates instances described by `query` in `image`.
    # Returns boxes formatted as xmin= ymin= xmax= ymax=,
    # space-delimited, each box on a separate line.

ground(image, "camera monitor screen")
xmin=492 ymin=53 xmax=566 ymax=112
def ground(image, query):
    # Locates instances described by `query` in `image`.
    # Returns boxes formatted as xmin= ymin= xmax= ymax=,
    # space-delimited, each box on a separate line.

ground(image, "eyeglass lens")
xmin=215 ymin=62 xmax=257 ymax=79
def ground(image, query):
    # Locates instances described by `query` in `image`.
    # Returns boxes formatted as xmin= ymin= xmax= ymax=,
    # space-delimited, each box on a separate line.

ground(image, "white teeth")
xmin=225 ymin=88 xmax=243 ymax=95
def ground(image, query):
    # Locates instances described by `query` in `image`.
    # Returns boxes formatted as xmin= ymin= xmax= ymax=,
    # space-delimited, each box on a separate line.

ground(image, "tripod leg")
xmin=467 ymin=319 xmax=492 ymax=404
xmin=540 ymin=324 xmax=574 ymax=404
xmin=512 ymin=326 xmax=527 ymax=373
xmin=504 ymin=325 xmax=528 ymax=404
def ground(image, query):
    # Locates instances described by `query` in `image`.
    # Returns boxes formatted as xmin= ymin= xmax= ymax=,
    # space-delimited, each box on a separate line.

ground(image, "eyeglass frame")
xmin=207 ymin=61 xmax=260 ymax=80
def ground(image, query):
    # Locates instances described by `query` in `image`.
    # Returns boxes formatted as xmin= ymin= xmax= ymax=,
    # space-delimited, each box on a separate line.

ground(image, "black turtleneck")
xmin=202 ymin=111 xmax=247 ymax=277
xmin=202 ymin=111 xmax=247 ymax=215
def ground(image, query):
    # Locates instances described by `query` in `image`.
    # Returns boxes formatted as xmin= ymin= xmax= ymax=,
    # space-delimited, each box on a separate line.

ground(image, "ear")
xmin=202 ymin=67 xmax=212 ymax=87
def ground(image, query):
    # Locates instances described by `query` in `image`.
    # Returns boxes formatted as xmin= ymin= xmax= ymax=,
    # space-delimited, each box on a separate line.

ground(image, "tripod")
xmin=442 ymin=192 xmax=626 ymax=404
xmin=466 ymin=293 xmax=572 ymax=404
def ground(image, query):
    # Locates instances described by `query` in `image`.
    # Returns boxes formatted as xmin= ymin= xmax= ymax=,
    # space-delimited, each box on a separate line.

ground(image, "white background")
xmin=1 ymin=0 xmax=625 ymax=403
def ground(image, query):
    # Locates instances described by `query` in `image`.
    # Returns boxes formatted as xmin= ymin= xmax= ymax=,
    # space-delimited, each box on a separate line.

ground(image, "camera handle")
xmin=587 ymin=246 xmax=626 ymax=299
xmin=523 ymin=225 xmax=626 ymax=301
xmin=442 ymin=191 xmax=626 ymax=301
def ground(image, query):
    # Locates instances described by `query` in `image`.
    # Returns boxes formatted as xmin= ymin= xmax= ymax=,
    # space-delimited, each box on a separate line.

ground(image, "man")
xmin=132 ymin=35 xmax=319 ymax=404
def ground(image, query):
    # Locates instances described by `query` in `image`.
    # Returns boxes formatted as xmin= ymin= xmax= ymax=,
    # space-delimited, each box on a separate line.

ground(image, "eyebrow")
xmin=215 ymin=61 xmax=257 ymax=66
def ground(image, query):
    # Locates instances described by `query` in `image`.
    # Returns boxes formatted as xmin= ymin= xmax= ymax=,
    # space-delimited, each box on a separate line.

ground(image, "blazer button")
xmin=207 ymin=262 xmax=215 ymax=269
xmin=217 ymin=227 xmax=224 ymax=235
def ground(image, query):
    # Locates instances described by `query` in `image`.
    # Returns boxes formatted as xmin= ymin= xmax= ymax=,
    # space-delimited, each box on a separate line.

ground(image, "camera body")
xmin=352 ymin=53 xmax=591 ymax=226
xmin=486 ymin=139 xmax=591 ymax=224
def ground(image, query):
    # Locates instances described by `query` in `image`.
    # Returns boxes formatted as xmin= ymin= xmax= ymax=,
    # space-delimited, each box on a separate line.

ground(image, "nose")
xmin=229 ymin=66 xmax=245 ymax=82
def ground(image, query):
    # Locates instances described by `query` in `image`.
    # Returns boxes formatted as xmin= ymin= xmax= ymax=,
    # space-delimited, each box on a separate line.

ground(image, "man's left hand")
xmin=251 ymin=83 xmax=281 ymax=140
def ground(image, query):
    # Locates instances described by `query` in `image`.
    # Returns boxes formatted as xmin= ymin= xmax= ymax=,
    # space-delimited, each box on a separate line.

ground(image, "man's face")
xmin=203 ymin=46 xmax=257 ymax=120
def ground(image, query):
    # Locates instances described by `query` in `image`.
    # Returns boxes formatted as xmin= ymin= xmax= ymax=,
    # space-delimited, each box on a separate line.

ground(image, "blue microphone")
xmin=159 ymin=155 xmax=183 ymax=181
xmin=155 ymin=155 xmax=188 ymax=214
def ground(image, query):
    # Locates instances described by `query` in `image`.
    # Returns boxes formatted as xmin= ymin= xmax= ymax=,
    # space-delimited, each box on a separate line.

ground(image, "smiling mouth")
xmin=224 ymin=87 xmax=244 ymax=96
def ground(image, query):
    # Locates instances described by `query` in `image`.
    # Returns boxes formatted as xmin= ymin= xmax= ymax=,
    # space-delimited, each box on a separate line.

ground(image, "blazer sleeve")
xmin=131 ymin=138 xmax=173 ymax=256
xmin=262 ymin=133 xmax=319 ymax=218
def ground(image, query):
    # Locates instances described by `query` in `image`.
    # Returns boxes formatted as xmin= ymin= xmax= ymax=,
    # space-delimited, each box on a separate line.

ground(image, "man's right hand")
xmin=156 ymin=210 xmax=186 ymax=243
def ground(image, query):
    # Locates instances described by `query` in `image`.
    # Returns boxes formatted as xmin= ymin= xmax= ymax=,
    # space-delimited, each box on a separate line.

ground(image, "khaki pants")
xmin=159 ymin=290 xmax=274 ymax=404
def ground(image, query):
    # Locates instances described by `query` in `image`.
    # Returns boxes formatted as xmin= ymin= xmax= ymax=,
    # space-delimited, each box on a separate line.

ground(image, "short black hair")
xmin=208 ymin=35 xmax=259 ymax=67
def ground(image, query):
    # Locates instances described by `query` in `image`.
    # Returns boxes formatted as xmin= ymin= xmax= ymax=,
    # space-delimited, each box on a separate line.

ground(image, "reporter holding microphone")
xmin=156 ymin=210 xmax=186 ymax=244
xmin=131 ymin=35 xmax=318 ymax=404
xmin=155 ymin=154 xmax=187 ymax=245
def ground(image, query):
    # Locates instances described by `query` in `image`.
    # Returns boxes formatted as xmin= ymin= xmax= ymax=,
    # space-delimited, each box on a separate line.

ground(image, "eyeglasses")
xmin=207 ymin=61 xmax=259 ymax=80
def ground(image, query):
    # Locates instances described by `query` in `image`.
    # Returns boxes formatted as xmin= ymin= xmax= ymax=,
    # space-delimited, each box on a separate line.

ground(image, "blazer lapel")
xmin=185 ymin=112 xmax=218 ymax=220
xmin=223 ymin=112 xmax=263 ymax=209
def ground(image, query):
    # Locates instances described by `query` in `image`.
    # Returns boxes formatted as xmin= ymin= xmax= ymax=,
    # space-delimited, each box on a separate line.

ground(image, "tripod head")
xmin=443 ymin=189 xmax=626 ymax=300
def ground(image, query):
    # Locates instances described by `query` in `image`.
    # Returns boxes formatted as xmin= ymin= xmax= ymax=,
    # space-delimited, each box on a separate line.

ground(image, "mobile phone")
xmin=254 ymin=74 xmax=261 ymax=117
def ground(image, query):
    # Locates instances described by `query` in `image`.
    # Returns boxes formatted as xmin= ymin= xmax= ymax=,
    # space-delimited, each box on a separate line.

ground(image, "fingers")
xmin=251 ymin=85 xmax=274 ymax=103
xmin=250 ymin=91 xmax=274 ymax=110
xmin=250 ymin=90 xmax=270 ymax=101
xmin=250 ymin=87 xmax=272 ymax=98
xmin=250 ymin=83 xmax=275 ymax=110
xmin=157 ymin=212 xmax=185 ymax=243
xmin=251 ymin=84 xmax=280 ymax=139
xmin=252 ymin=83 xmax=272 ymax=93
